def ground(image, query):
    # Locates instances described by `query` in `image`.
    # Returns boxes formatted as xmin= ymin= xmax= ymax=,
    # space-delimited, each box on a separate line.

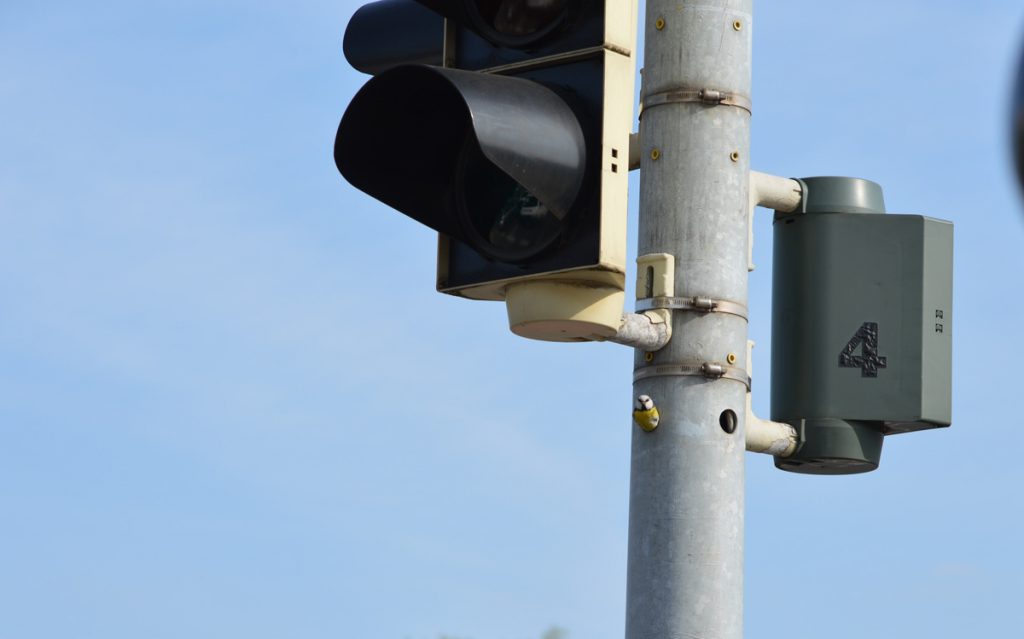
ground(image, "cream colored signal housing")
xmin=437 ymin=2 xmax=639 ymax=342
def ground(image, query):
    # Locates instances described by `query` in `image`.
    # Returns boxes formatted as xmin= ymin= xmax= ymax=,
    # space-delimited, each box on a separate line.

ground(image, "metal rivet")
xmin=727 ymin=353 xmax=737 ymax=365
xmin=733 ymin=19 xmax=743 ymax=31
xmin=730 ymin=151 xmax=740 ymax=162
xmin=656 ymin=17 xmax=666 ymax=30
xmin=651 ymin=148 xmax=661 ymax=161
xmin=644 ymin=351 xmax=655 ymax=362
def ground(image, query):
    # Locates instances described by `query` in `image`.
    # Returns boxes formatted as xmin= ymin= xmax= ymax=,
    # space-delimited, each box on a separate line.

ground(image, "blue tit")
xmin=632 ymin=394 xmax=660 ymax=432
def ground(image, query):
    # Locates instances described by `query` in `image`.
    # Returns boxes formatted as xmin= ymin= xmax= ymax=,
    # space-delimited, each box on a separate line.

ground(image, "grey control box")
xmin=771 ymin=177 xmax=953 ymax=474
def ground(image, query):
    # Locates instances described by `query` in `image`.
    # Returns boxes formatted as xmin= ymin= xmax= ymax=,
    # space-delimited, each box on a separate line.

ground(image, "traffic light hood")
xmin=343 ymin=0 xmax=444 ymax=75
xmin=335 ymin=64 xmax=587 ymax=262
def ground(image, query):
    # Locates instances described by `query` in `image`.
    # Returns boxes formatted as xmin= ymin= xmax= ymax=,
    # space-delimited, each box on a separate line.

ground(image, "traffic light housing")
xmin=771 ymin=177 xmax=954 ymax=475
xmin=335 ymin=1 xmax=638 ymax=342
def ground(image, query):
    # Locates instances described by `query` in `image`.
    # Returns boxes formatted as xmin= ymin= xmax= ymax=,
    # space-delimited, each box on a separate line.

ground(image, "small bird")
xmin=632 ymin=395 xmax=660 ymax=432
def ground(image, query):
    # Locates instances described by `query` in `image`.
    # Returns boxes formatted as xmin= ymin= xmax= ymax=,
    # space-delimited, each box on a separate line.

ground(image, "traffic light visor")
xmin=335 ymin=65 xmax=586 ymax=262
xmin=343 ymin=0 xmax=444 ymax=75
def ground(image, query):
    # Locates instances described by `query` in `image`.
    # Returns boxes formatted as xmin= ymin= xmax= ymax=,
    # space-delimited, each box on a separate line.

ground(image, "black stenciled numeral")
xmin=838 ymin=322 xmax=888 ymax=378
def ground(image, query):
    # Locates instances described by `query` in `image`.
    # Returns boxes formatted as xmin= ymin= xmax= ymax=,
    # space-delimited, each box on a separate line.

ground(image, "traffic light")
xmin=335 ymin=1 xmax=639 ymax=342
xmin=771 ymin=177 xmax=954 ymax=475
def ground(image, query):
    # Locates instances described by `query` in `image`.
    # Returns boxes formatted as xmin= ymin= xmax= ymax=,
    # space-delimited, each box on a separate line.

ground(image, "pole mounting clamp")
xmin=633 ymin=362 xmax=751 ymax=390
xmin=635 ymin=296 xmax=749 ymax=320
xmin=640 ymin=88 xmax=753 ymax=116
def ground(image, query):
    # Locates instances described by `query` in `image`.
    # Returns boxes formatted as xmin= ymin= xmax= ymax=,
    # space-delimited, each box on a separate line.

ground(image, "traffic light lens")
xmin=457 ymin=135 xmax=563 ymax=262
xmin=471 ymin=0 xmax=570 ymax=42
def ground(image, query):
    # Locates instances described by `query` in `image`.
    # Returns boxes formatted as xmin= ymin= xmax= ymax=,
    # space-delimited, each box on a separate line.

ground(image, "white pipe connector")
xmin=606 ymin=252 xmax=675 ymax=351
xmin=743 ymin=175 xmax=802 ymax=452
xmin=744 ymin=339 xmax=798 ymax=457
xmin=746 ymin=393 xmax=798 ymax=456
xmin=748 ymin=171 xmax=803 ymax=271
xmin=608 ymin=311 xmax=672 ymax=352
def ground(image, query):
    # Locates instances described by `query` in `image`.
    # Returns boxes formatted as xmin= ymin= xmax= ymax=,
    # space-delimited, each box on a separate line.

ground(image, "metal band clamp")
xmin=641 ymin=88 xmax=753 ymax=116
xmin=635 ymin=296 xmax=749 ymax=320
xmin=633 ymin=362 xmax=751 ymax=390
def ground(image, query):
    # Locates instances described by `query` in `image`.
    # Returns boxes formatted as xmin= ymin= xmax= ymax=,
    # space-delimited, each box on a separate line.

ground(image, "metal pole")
xmin=626 ymin=1 xmax=752 ymax=638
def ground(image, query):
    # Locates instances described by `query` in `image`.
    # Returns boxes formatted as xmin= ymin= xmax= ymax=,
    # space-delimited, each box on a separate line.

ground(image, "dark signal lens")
xmin=469 ymin=0 xmax=571 ymax=45
xmin=456 ymin=135 xmax=563 ymax=263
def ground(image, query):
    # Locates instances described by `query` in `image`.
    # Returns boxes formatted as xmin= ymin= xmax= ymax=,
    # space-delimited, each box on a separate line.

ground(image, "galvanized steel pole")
xmin=626 ymin=1 xmax=752 ymax=638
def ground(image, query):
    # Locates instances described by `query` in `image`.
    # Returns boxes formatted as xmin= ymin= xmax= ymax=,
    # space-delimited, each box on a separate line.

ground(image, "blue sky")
xmin=2 ymin=1 xmax=1023 ymax=638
